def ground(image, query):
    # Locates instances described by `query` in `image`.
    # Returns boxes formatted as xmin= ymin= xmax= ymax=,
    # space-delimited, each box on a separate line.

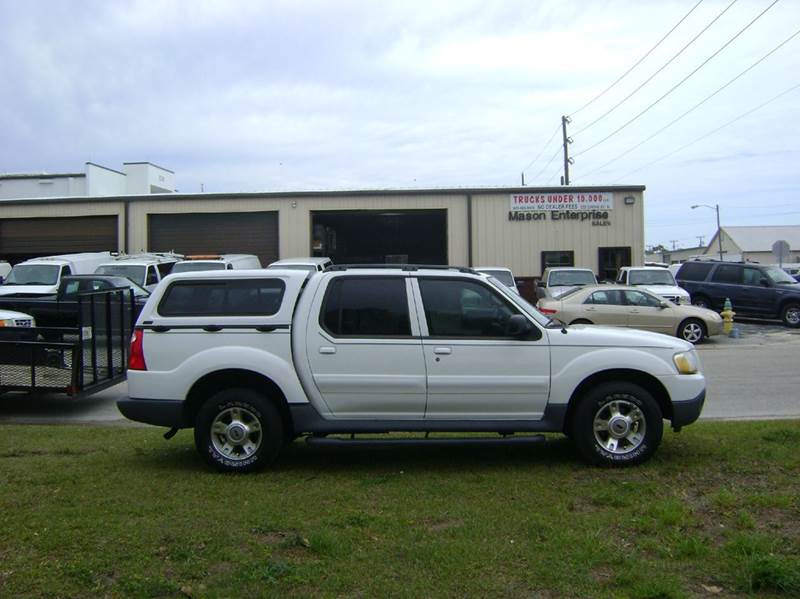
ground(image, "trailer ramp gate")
xmin=0 ymin=288 xmax=134 ymax=396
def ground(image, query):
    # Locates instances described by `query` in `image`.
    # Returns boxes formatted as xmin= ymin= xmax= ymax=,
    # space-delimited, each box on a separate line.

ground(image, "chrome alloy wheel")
xmin=681 ymin=321 xmax=704 ymax=343
xmin=210 ymin=406 xmax=262 ymax=461
xmin=785 ymin=306 xmax=800 ymax=326
xmin=593 ymin=398 xmax=646 ymax=455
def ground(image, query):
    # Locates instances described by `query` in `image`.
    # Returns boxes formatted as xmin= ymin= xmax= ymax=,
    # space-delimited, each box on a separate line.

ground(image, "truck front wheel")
xmin=571 ymin=382 xmax=663 ymax=466
xmin=194 ymin=388 xmax=283 ymax=473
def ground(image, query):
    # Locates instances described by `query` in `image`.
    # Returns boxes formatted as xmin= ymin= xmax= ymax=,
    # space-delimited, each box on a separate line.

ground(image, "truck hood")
xmin=0 ymin=285 xmax=58 ymax=297
xmin=635 ymin=284 xmax=689 ymax=297
xmin=0 ymin=309 xmax=34 ymax=320
xmin=547 ymin=323 xmax=693 ymax=351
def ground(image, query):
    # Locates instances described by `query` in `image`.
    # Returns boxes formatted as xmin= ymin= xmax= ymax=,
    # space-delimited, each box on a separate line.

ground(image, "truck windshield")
xmin=5 ymin=264 xmax=60 ymax=285
xmin=172 ymin=262 xmax=226 ymax=273
xmin=549 ymin=271 xmax=596 ymax=286
xmin=95 ymin=265 xmax=147 ymax=285
xmin=765 ymin=266 xmax=797 ymax=285
xmin=480 ymin=270 xmax=515 ymax=286
xmin=629 ymin=270 xmax=676 ymax=286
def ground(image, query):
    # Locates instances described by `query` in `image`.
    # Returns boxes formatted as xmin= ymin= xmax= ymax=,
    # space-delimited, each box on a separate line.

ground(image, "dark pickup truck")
xmin=675 ymin=260 xmax=800 ymax=327
xmin=0 ymin=275 xmax=149 ymax=328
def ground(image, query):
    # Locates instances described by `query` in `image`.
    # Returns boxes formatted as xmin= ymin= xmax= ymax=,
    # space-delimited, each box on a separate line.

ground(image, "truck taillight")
xmin=129 ymin=328 xmax=147 ymax=371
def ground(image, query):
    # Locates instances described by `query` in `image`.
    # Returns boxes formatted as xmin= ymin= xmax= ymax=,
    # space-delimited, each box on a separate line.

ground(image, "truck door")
xmin=307 ymin=275 xmax=427 ymax=418
xmin=413 ymin=277 xmax=550 ymax=420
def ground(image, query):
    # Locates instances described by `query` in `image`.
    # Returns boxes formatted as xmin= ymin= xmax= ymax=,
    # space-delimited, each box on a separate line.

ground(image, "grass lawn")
xmin=0 ymin=420 xmax=799 ymax=599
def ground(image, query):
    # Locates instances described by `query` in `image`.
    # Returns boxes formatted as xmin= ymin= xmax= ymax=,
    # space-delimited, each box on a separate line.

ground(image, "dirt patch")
xmin=425 ymin=518 xmax=464 ymax=533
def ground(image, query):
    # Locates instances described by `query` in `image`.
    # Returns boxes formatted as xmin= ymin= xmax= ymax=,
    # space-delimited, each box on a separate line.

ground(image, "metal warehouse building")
xmin=0 ymin=184 xmax=645 ymax=287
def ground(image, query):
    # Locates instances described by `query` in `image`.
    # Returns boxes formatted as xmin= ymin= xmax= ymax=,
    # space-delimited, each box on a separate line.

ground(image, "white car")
xmin=0 ymin=309 xmax=35 ymax=328
xmin=475 ymin=267 xmax=519 ymax=294
xmin=119 ymin=265 xmax=706 ymax=472
xmin=616 ymin=266 xmax=690 ymax=305
xmin=537 ymin=267 xmax=598 ymax=300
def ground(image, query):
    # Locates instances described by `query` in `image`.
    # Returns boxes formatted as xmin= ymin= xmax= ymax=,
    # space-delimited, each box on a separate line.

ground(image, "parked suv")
xmin=676 ymin=260 xmax=800 ymax=327
xmin=119 ymin=265 xmax=706 ymax=472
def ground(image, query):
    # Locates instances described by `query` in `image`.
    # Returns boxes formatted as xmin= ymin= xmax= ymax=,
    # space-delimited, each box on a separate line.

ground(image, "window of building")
xmin=711 ymin=264 xmax=742 ymax=284
xmin=541 ymin=251 xmax=574 ymax=272
xmin=418 ymin=278 xmax=536 ymax=339
xmin=321 ymin=277 xmax=411 ymax=337
xmin=158 ymin=279 xmax=285 ymax=317
xmin=677 ymin=262 xmax=713 ymax=281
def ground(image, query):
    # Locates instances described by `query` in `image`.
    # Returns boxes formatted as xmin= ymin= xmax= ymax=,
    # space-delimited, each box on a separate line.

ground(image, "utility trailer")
xmin=0 ymin=287 xmax=134 ymax=397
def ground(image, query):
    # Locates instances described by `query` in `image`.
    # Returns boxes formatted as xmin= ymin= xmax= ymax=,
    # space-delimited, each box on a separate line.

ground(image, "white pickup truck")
xmin=118 ymin=266 xmax=706 ymax=472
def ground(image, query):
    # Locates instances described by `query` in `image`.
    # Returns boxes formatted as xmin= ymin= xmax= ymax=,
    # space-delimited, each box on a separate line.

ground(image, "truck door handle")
xmin=319 ymin=346 xmax=336 ymax=354
xmin=433 ymin=347 xmax=452 ymax=355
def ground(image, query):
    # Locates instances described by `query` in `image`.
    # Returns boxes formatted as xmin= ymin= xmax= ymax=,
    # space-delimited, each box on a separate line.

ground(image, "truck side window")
xmin=158 ymin=279 xmax=285 ymax=317
xmin=321 ymin=277 xmax=411 ymax=337
xmin=62 ymin=281 xmax=80 ymax=297
xmin=677 ymin=262 xmax=712 ymax=281
xmin=146 ymin=266 xmax=159 ymax=286
xmin=418 ymin=278 xmax=531 ymax=339
xmin=157 ymin=262 xmax=174 ymax=277
xmin=711 ymin=264 xmax=742 ymax=284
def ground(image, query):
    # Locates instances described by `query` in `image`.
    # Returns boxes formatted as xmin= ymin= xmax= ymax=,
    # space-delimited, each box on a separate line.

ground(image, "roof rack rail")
xmin=325 ymin=264 xmax=478 ymax=274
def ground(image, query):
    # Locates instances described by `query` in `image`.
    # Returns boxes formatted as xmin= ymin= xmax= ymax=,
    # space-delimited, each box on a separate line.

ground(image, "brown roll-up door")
xmin=0 ymin=215 xmax=118 ymax=264
xmin=148 ymin=211 xmax=279 ymax=266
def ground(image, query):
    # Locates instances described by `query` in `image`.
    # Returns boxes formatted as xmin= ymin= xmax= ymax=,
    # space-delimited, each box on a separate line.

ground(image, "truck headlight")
xmin=673 ymin=351 xmax=699 ymax=375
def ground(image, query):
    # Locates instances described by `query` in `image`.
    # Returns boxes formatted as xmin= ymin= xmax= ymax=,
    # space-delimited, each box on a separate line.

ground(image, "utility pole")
xmin=561 ymin=115 xmax=572 ymax=186
xmin=670 ymin=240 xmax=678 ymax=251
xmin=696 ymin=235 xmax=704 ymax=246
xmin=715 ymin=204 xmax=723 ymax=261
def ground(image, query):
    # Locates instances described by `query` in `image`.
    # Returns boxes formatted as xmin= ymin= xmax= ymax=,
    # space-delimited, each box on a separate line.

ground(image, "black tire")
xmin=570 ymin=319 xmax=594 ymax=325
xmin=571 ymin=382 xmax=663 ymax=466
xmin=194 ymin=388 xmax=283 ymax=473
xmin=677 ymin=318 xmax=706 ymax=344
xmin=781 ymin=303 xmax=800 ymax=328
xmin=691 ymin=295 xmax=710 ymax=310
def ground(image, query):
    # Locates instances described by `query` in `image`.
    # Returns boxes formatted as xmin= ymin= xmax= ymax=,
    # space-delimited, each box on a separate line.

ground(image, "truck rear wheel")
xmin=194 ymin=388 xmax=283 ymax=473
xmin=571 ymin=382 xmax=663 ymax=466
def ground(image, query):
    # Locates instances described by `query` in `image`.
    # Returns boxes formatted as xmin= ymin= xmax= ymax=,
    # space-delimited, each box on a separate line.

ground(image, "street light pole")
xmin=691 ymin=203 xmax=724 ymax=261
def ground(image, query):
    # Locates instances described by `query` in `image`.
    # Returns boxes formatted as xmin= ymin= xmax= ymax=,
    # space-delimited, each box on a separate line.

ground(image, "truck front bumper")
xmin=117 ymin=398 xmax=188 ymax=428
xmin=670 ymin=389 xmax=705 ymax=430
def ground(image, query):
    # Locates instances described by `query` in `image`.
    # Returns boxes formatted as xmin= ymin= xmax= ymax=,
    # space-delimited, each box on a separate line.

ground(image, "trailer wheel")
xmin=194 ymin=388 xmax=283 ymax=473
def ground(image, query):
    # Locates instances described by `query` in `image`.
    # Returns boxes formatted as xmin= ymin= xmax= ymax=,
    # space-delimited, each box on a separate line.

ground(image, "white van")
xmin=95 ymin=252 xmax=182 ymax=291
xmin=267 ymin=257 xmax=332 ymax=274
xmin=0 ymin=252 xmax=114 ymax=297
xmin=171 ymin=254 xmax=262 ymax=274
xmin=475 ymin=266 xmax=520 ymax=294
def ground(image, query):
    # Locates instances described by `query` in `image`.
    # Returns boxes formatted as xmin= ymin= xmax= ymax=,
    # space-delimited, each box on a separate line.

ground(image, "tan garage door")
xmin=0 ymin=215 xmax=118 ymax=264
xmin=148 ymin=211 xmax=279 ymax=266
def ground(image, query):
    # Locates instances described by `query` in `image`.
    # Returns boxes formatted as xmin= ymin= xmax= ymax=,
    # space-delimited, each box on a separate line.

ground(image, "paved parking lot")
xmin=1 ymin=320 xmax=799 ymax=426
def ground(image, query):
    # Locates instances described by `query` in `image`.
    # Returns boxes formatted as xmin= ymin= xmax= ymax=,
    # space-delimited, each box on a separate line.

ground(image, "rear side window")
xmin=711 ymin=264 xmax=742 ymax=284
xmin=677 ymin=262 xmax=712 ymax=281
xmin=322 ymin=277 xmax=411 ymax=337
xmin=587 ymin=290 xmax=625 ymax=305
xmin=159 ymin=279 xmax=285 ymax=317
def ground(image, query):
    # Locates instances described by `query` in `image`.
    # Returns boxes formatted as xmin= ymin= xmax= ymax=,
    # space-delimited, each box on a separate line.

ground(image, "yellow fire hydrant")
xmin=721 ymin=297 xmax=735 ymax=335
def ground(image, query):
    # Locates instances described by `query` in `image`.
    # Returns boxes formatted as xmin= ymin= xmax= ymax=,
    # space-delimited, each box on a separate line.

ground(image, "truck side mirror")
xmin=507 ymin=314 xmax=532 ymax=338
xmin=536 ymin=280 xmax=545 ymax=288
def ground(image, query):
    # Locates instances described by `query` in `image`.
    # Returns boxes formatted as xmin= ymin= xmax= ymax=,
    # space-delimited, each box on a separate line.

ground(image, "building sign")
xmin=508 ymin=210 xmax=611 ymax=226
xmin=510 ymin=192 xmax=613 ymax=212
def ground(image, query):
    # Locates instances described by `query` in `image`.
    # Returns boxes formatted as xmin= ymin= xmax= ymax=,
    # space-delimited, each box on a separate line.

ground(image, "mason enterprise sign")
xmin=509 ymin=192 xmax=613 ymax=226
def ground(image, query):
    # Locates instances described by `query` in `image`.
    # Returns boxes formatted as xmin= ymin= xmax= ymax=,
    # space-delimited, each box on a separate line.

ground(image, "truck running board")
xmin=305 ymin=434 xmax=546 ymax=448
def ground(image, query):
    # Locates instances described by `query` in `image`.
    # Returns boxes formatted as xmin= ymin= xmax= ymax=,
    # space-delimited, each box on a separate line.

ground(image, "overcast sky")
xmin=1 ymin=0 xmax=798 ymax=250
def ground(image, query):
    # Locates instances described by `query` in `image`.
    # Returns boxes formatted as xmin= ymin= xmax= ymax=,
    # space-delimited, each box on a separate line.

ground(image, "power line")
xmin=611 ymin=81 xmax=800 ymax=182
xmin=573 ymin=0 xmax=731 ymax=135
xmin=648 ymin=209 xmax=800 ymax=227
xmin=529 ymin=145 xmax=563 ymax=183
xmin=572 ymin=0 xmax=781 ymax=159
xmin=576 ymin=29 xmax=800 ymax=181
xmin=570 ymin=0 xmax=706 ymax=117
xmin=521 ymin=123 xmax=561 ymax=172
